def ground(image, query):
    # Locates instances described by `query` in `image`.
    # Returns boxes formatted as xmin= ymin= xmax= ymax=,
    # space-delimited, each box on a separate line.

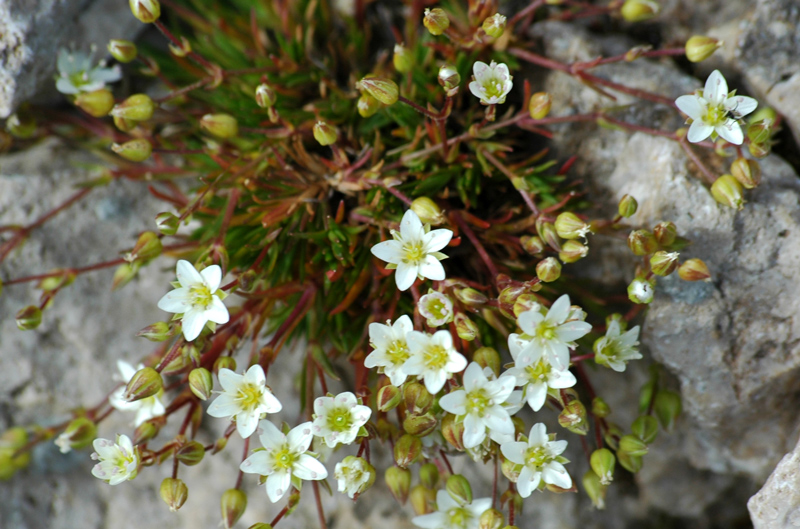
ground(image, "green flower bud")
xmin=160 ymin=477 xmax=188 ymax=512
xmin=200 ymin=113 xmax=239 ymax=139
xmin=482 ymin=14 xmax=506 ymax=39
xmin=592 ymin=397 xmax=611 ymax=418
xmin=358 ymin=77 xmax=399 ymax=106
xmin=255 ymin=83 xmax=277 ymax=108
xmin=394 ymin=434 xmax=422 ymax=468
xmin=110 ymin=94 xmax=156 ymax=121
xmin=438 ymin=64 xmax=461 ymax=97
xmin=124 ymin=367 xmax=162 ymax=402
xmin=108 ymin=39 xmax=138 ymax=63
xmin=678 ymin=258 xmax=711 ymax=282
xmin=411 ymin=196 xmax=445 ymax=225
xmin=731 ymin=158 xmax=761 ymax=189
xmin=513 ymin=293 xmax=539 ymax=318
xmin=113 ymin=114 xmax=137 ymax=132
xmin=393 ymin=44 xmax=413 ymax=73
xmin=711 ymin=174 xmax=744 ymax=210
xmin=454 ymin=313 xmax=478 ymax=341
xmin=650 ymin=251 xmax=679 ymax=276
xmin=617 ymin=450 xmax=643 ymax=473
xmin=536 ymin=257 xmax=562 ymax=283
xmin=57 ymin=417 xmax=97 ymax=452
xmin=112 ymin=139 xmax=152 ymax=162
xmin=313 ymin=120 xmax=338 ymax=146
xmin=188 ymin=368 xmax=213 ymax=401
xmin=441 ymin=413 xmax=465 ymax=451
xmin=377 ymin=384 xmax=403 ymax=412
xmin=129 ymin=231 xmax=162 ymax=263
xmin=654 ymin=389 xmax=682 ymax=431
xmin=403 ymin=412 xmax=438 ymax=437
xmin=155 ymin=211 xmax=180 ymax=236
xmin=582 ymin=471 xmax=607 ymax=509
xmin=385 ymin=466 xmax=412 ymax=504
xmin=620 ymin=0 xmax=660 ymax=22
xmin=618 ymin=194 xmax=638 ymax=218
xmin=747 ymin=116 xmax=774 ymax=144
xmin=357 ymin=92 xmax=381 ymax=118
xmin=590 ymin=448 xmax=615 ymax=485
xmin=221 ymin=488 xmax=248 ymax=529
xmin=419 ymin=462 xmax=440 ymax=489
xmin=652 ymin=221 xmax=677 ymax=246
xmin=214 ymin=356 xmax=237 ymax=374
xmin=248 ymin=525 xmax=274 ymax=529
xmin=130 ymin=0 xmax=161 ymax=23
xmin=632 ymin=414 xmax=659 ymax=444
xmin=6 ymin=111 xmax=36 ymax=138
xmin=479 ymin=508 xmax=505 ymax=529
xmin=37 ymin=269 xmax=76 ymax=292
xmin=446 ymin=474 xmax=473 ymax=505
xmin=454 ymin=287 xmax=488 ymax=306
xmin=176 ymin=440 xmax=205 ymax=466
xmin=555 ymin=212 xmax=591 ymax=239
xmin=473 ymin=346 xmax=500 ymax=377
xmin=749 ymin=141 xmax=771 ymax=159
xmin=558 ymin=240 xmax=588 ymax=263
xmin=410 ymin=484 xmax=436 ymax=515
xmin=520 ymin=235 xmax=546 ymax=255
xmin=685 ymin=36 xmax=722 ymax=63
xmin=619 ymin=434 xmax=648 ymax=457
xmin=627 ymin=230 xmax=658 ymax=256
xmin=404 ymin=382 xmax=433 ymax=414
xmin=528 ymin=92 xmax=552 ymax=120
xmin=423 ymin=8 xmax=450 ymax=36
xmin=75 ymin=89 xmax=115 ymax=117
xmin=134 ymin=417 xmax=163 ymax=444
xmin=559 ymin=399 xmax=589 ymax=435
xmin=627 ymin=278 xmax=655 ymax=304
xmin=16 ymin=305 xmax=42 ymax=330
xmin=537 ymin=221 xmax=562 ymax=251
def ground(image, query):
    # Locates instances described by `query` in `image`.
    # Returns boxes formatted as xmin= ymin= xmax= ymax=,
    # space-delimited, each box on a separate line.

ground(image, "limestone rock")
xmin=749 ymin=434 xmax=800 ymax=528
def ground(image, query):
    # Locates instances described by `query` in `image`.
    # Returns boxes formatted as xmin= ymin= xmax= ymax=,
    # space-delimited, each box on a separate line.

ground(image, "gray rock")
xmin=749 ymin=434 xmax=800 ymax=529
xmin=0 ymin=0 xmax=142 ymax=118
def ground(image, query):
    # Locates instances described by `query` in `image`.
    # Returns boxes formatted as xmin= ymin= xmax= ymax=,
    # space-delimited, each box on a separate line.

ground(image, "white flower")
xmin=675 ymin=69 xmax=758 ymax=145
xmin=500 ymin=423 xmax=571 ymax=497
xmin=55 ymin=48 xmax=121 ymax=95
xmin=412 ymin=489 xmax=492 ymax=529
xmin=419 ymin=291 xmax=454 ymax=327
xmin=404 ymin=330 xmax=467 ymax=394
xmin=439 ymin=363 xmax=516 ymax=449
xmin=240 ymin=420 xmax=328 ymax=503
xmin=364 ymin=315 xmax=414 ymax=386
xmin=207 ymin=365 xmax=282 ymax=438
xmin=90 ymin=435 xmax=139 ymax=485
xmin=468 ymin=61 xmax=513 ymax=105
xmin=370 ymin=210 xmax=453 ymax=291
xmin=108 ymin=360 xmax=166 ymax=427
xmin=593 ymin=320 xmax=642 ymax=372
xmin=312 ymin=392 xmax=372 ymax=448
xmin=514 ymin=294 xmax=592 ymax=370
xmin=157 ymin=260 xmax=230 ymax=341
xmin=505 ymin=335 xmax=576 ymax=412
xmin=334 ymin=456 xmax=375 ymax=499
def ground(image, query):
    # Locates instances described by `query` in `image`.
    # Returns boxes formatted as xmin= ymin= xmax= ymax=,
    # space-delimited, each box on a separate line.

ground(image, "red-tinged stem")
xmin=312 ymin=480 xmax=328 ymax=529
xmin=481 ymin=149 xmax=540 ymax=217
xmin=507 ymin=483 xmax=516 ymax=526
xmin=492 ymin=453 xmax=499 ymax=509
xmin=508 ymin=0 xmax=545 ymax=28
xmin=270 ymin=504 xmax=290 ymax=527
xmin=155 ymin=77 xmax=212 ymax=103
xmin=678 ymin=138 xmax=717 ymax=185
xmin=364 ymin=178 xmax=414 ymax=206
xmin=453 ymin=212 xmax=500 ymax=284
xmin=574 ymin=47 xmax=687 ymax=70
xmin=571 ymin=353 xmax=595 ymax=363
xmin=235 ymin=437 xmax=250 ymax=490
xmin=178 ymin=401 xmax=196 ymax=436
xmin=153 ymin=20 xmax=215 ymax=71
xmin=268 ymin=285 xmax=317 ymax=354
xmin=578 ymin=71 xmax=678 ymax=108
xmin=439 ymin=449 xmax=454 ymax=476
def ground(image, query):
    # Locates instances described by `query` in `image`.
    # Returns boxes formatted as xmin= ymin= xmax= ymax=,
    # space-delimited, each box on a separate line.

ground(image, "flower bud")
xmin=650 ymin=251 xmax=679 ymax=276
xmin=357 ymin=93 xmax=381 ymax=118
xmin=75 ymin=89 xmax=115 ymax=117
xmin=520 ymin=235 xmax=546 ymax=255
xmin=711 ymin=174 xmax=744 ymax=210
xmin=446 ymin=474 xmax=473 ymax=505
xmin=537 ymin=221 xmax=562 ymax=251
xmin=482 ymin=14 xmax=506 ymax=39
xmin=438 ymin=64 xmax=461 ymax=97
xmin=480 ymin=508 xmax=505 ymax=529
xmin=473 ymin=346 xmax=500 ymax=377
xmin=176 ymin=440 xmax=205 ymax=466
xmin=377 ymin=384 xmax=402 ymax=412
xmin=731 ymin=158 xmax=761 ymax=189
xmin=221 ymin=488 xmax=248 ymax=528
xmin=410 ymin=484 xmax=436 ymax=515
xmin=130 ymin=0 xmax=161 ymax=23
xmin=678 ymin=258 xmax=711 ymax=281
xmin=201 ymin=113 xmax=239 ymax=139
xmin=393 ymin=44 xmax=413 ymax=73
xmin=248 ymin=525 xmax=274 ymax=529
xmin=617 ymin=449 xmax=644 ymax=472
xmin=749 ymin=141 xmax=771 ymax=159
xmin=591 ymin=397 xmax=611 ymax=418
xmin=620 ymin=0 xmax=660 ymax=22
xmin=124 ymin=367 xmax=162 ymax=402
xmin=527 ymin=92 xmax=551 ymax=120
xmin=536 ymin=257 xmax=562 ymax=283
xmin=129 ymin=231 xmax=163 ymax=263
xmin=16 ymin=305 xmax=42 ymax=330
xmin=37 ymin=269 xmax=76 ymax=292
xmin=155 ymin=211 xmax=180 ymax=236
xmin=627 ymin=278 xmax=654 ymax=304
xmin=108 ymin=39 xmax=138 ymax=63
xmin=358 ymin=77 xmax=399 ymax=106
xmin=403 ymin=412 xmax=438 ymax=437
xmin=313 ymin=120 xmax=338 ymax=146
xmin=555 ymin=212 xmax=590 ymax=239
xmin=582 ymin=471 xmax=607 ymax=509
xmin=6 ymin=111 xmax=35 ymax=138
xmin=394 ymin=434 xmax=422 ymax=468
xmin=441 ymin=413 xmax=465 ymax=451
xmin=558 ymin=240 xmax=588 ymax=263
xmin=559 ymin=400 xmax=589 ymax=435
xmin=419 ymin=462 xmax=440 ymax=489
xmin=513 ymin=293 xmax=539 ymax=318
xmin=113 ymin=114 xmax=137 ymax=132
xmin=214 ymin=356 xmax=237 ymax=374
xmin=618 ymin=194 xmax=638 ymax=218
xmin=160 ymin=477 xmax=188 ymax=512
xmin=654 ymin=389 xmax=682 ymax=431
xmin=254 ymin=83 xmax=277 ymax=109
xmin=423 ymin=8 xmax=450 ymax=36
xmin=619 ymin=434 xmax=648 ymax=457
xmin=188 ymin=367 xmax=213 ymax=401
xmin=111 ymin=262 xmax=139 ymax=290
xmin=589 ymin=448 xmax=616 ymax=486
xmin=112 ymin=139 xmax=152 ymax=162
xmin=385 ymin=466 xmax=412 ymax=504
xmin=632 ymin=414 xmax=658 ymax=444
xmin=685 ymin=36 xmax=722 ymax=63
xmin=454 ymin=287 xmax=488 ymax=306
xmin=652 ymin=221 xmax=677 ymax=246
xmin=454 ymin=313 xmax=478 ymax=341
xmin=111 ymin=94 xmax=156 ymax=121
xmin=627 ymin=230 xmax=658 ymax=256
xmin=134 ymin=417 xmax=163 ymax=444
xmin=410 ymin=197 xmax=445 ymax=226
xmin=747 ymin=116 xmax=774 ymax=144
xmin=404 ymin=382 xmax=433 ymax=414
xmin=55 ymin=417 xmax=97 ymax=453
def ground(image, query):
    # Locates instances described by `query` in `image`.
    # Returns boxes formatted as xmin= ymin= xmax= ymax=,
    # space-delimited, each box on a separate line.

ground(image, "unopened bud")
xmin=513 ymin=293 xmax=540 ymax=317
xmin=537 ymin=221 xmax=562 ymax=251
xmin=711 ymin=174 xmax=744 ymax=210
xmin=482 ymin=14 xmax=506 ymax=39
xmin=654 ymin=389 xmax=682 ymax=431
xmin=130 ymin=231 xmax=163 ymax=263
xmin=176 ymin=440 xmax=205 ymax=466
xmin=650 ymin=251 xmax=679 ymax=276
xmin=582 ymin=471 xmax=607 ymax=509
xmin=591 ymin=397 xmax=611 ymax=418
xmin=632 ymin=415 xmax=658 ymax=444
xmin=555 ymin=212 xmax=590 ymax=240
xmin=438 ymin=64 xmax=461 ymax=97
xmin=441 ymin=413 xmax=465 ymax=451
xmin=419 ymin=462 xmax=440 ymax=489
xmin=221 ymin=488 xmax=248 ymax=528
xmin=627 ymin=230 xmax=658 ymax=256
xmin=129 ymin=0 xmax=161 ymax=23
xmin=385 ymin=466 xmax=412 ymax=504
xmin=108 ymin=39 xmax=138 ymax=63
xmin=56 ymin=417 xmax=97 ymax=452
xmin=403 ymin=412 xmax=438 ymax=437
xmin=155 ymin=211 xmax=180 ymax=236
xmin=619 ymin=434 xmax=648 ymax=457
xmin=16 ymin=305 xmax=42 ymax=330
xmin=620 ymin=0 xmax=660 ymax=22
xmin=536 ymin=257 xmax=562 ymax=282
xmin=124 ymin=367 xmax=162 ymax=402
xmin=454 ymin=313 xmax=478 ymax=341
xmin=731 ymin=158 xmax=761 ymax=189
xmin=618 ymin=194 xmax=638 ymax=218
xmin=410 ymin=484 xmax=436 ymax=515
xmin=747 ymin=114 xmax=775 ymax=144
xmin=393 ymin=44 xmax=413 ymax=73
xmin=38 ymin=269 xmax=76 ymax=292
xmin=377 ymin=384 xmax=402 ymax=412
xmin=678 ymin=258 xmax=711 ymax=281
xmin=454 ymin=287 xmax=488 ymax=306
xmin=112 ymin=139 xmax=152 ymax=162
xmin=394 ymin=434 xmax=422 ymax=468
xmin=423 ymin=8 xmax=450 ymax=36
xmin=255 ymin=83 xmax=277 ymax=108
xmin=446 ymin=474 xmax=473 ymax=505
xmin=685 ymin=36 xmax=721 ymax=63
xmin=134 ymin=417 xmax=163 ymax=444
xmin=559 ymin=240 xmax=588 ymax=263
xmin=627 ymin=278 xmax=654 ymax=304
xmin=201 ymin=113 xmax=239 ymax=139
xmin=617 ymin=450 xmax=644 ymax=473
xmin=160 ymin=478 xmax=188 ymax=512
xmin=590 ymin=448 xmax=615 ymax=485
xmin=313 ymin=121 xmax=338 ymax=146
xmin=404 ymin=382 xmax=433 ymax=414
xmin=6 ymin=111 xmax=35 ymax=138
xmin=188 ymin=368 xmax=213 ymax=401
xmin=75 ymin=89 xmax=115 ymax=117
xmin=214 ymin=356 xmax=237 ymax=374
xmin=749 ymin=141 xmax=771 ymax=158
xmin=411 ymin=197 xmax=445 ymax=225
xmin=480 ymin=508 xmax=505 ymax=529
xmin=358 ymin=77 xmax=399 ymax=106
xmin=111 ymin=94 xmax=156 ymax=121
xmin=113 ymin=114 xmax=137 ymax=132
xmin=528 ymin=92 xmax=551 ymax=120
xmin=652 ymin=221 xmax=677 ymax=246
xmin=473 ymin=346 xmax=500 ymax=377
xmin=559 ymin=400 xmax=589 ymax=435
xmin=358 ymin=92 xmax=381 ymax=117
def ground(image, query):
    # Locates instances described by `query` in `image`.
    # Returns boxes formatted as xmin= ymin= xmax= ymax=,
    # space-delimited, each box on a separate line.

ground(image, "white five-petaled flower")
xmin=312 ymin=392 xmax=372 ymax=448
xmin=207 ymin=365 xmax=282 ymax=438
xmin=108 ymin=360 xmax=166 ymax=427
xmin=404 ymin=330 xmax=467 ymax=394
xmin=500 ymin=423 xmax=571 ymax=497
xmin=90 ymin=435 xmax=139 ymax=485
xmin=412 ymin=489 xmax=492 ymax=529
xmin=514 ymin=294 xmax=592 ymax=371
xmin=505 ymin=335 xmax=576 ymax=412
xmin=157 ymin=260 xmax=230 ymax=341
xmin=418 ymin=291 xmax=454 ymax=327
xmin=593 ymin=320 xmax=642 ymax=372
xmin=370 ymin=210 xmax=453 ymax=291
xmin=675 ymin=69 xmax=758 ymax=145
xmin=439 ymin=363 xmax=516 ymax=449
xmin=240 ymin=420 xmax=328 ymax=503
xmin=55 ymin=48 xmax=121 ymax=95
xmin=468 ymin=61 xmax=513 ymax=105
xmin=364 ymin=315 xmax=414 ymax=386
xmin=334 ymin=456 xmax=375 ymax=499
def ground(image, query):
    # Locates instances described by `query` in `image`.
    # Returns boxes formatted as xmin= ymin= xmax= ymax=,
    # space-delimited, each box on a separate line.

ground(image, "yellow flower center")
xmin=447 ymin=507 xmax=469 ymax=528
xmin=425 ymin=298 xmax=448 ymax=319
xmin=386 ymin=339 xmax=410 ymax=365
xmin=534 ymin=321 xmax=557 ymax=341
xmin=327 ymin=407 xmax=353 ymax=432
xmin=190 ymin=284 xmax=214 ymax=309
xmin=704 ymin=105 xmax=728 ymax=127
xmin=237 ymin=383 xmax=263 ymax=411
xmin=402 ymin=241 xmax=426 ymax=264
xmin=483 ymin=78 xmax=506 ymax=99
xmin=525 ymin=360 xmax=551 ymax=381
xmin=423 ymin=344 xmax=449 ymax=370
xmin=525 ymin=445 xmax=548 ymax=468
xmin=466 ymin=388 xmax=491 ymax=416
xmin=273 ymin=447 xmax=296 ymax=470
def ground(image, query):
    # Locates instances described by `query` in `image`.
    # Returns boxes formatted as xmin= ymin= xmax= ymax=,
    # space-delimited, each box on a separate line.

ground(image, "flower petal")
xmin=200 ymin=264 xmax=222 ymax=291
xmin=181 ymin=308 xmax=208 ymax=341
xmin=525 ymin=382 xmax=548 ymax=411
xmin=423 ymin=370 xmax=447 ymax=394
xmin=424 ymin=229 xmax=453 ymax=253
xmin=288 ymin=422 xmax=314 ymax=453
xmin=244 ymin=364 xmax=266 ymax=386
xmin=687 ymin=120 xmax=714 ymax=143
xmin=418 ymin=255 xmax=445 ymax=281
xmin=542 ymin=462 xmax=572 ymax=489
xmin=704 ymin=70 xmax=727 ymax=105
xmin=258 ymin=420 xmax=285 ymax=450
xmin=293 ymin=453 xmax=328 ymax=480
xmin=500 ymin=441 xmax=527 ymax=464
xmin=462 ymin=362 xmax=484 ymax=393
xmin=395 ymin=261 xmax=418 ymax=291
xmin=371 ymin=240 xmax=403 ymax=264
xmin=716 ymin=121 xmax=744 ymax=145
xmin=556 ymin=320 xmax=592 ymax=342
xmin=176 ymin=259 xmax=203 ymax=288
xmin=546 ymin=295 xmax=571 ymax=324
xmin=240 ymin=451 xmax=270 ymax=475
xmin=266 ymin=470 xmax=291 ymax=503
xmin=528 ymin=423 xmax=548 ymax=446
xmin=439 ymin=390 xmax=467 ymax=416
xmin=675 ymin=95 xmax=705 ymax=120
xmin=157 ymin=288 xmax=192 ymax=313
xmin=726 ymin=95 xmax=757 ymax=118
xmin=207 ymin=394 xmax=240 ymax=418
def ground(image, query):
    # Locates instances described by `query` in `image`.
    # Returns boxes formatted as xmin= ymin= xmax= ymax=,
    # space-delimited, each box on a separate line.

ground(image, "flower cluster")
xmin=55 ymin=48 xmax=121 ymax=95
